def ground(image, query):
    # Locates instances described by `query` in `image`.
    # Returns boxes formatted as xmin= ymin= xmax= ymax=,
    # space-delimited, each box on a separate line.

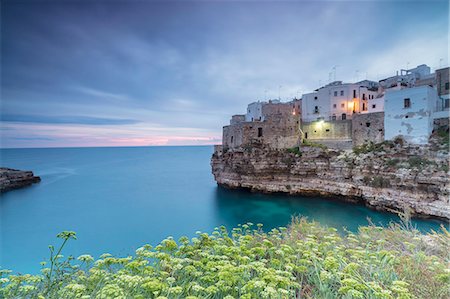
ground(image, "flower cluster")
xmin=1 ymin=218 xmax=448 ymax=298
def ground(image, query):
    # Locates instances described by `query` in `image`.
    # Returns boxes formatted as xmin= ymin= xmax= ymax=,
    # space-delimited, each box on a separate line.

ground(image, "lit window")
xmin=341 ymin=103 xmax=345 ymax=108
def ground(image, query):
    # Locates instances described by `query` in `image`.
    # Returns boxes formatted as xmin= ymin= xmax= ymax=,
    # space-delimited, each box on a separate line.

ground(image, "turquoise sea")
xmin=0 ymin=146 xmax=446 ymax=274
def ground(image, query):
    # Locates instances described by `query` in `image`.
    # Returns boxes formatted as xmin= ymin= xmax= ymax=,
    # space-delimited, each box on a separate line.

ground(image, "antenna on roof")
xmin=332 ymin=65 xmax=339 ymax=81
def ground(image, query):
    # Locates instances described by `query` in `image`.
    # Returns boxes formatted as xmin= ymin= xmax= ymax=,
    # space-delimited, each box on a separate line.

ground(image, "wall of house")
xmin=301 ymin=82 xmax=379 ymax=122
xmin=384 ymin=85 xmax=439 ymax=144
xmin=367 ymin=96 xmax=384 ymax=113
xmin=301 ymin=120 xmax=352 ymax=141
xmin=223 ymin=106 xmax=300 ymax=150
xmin=245 ymin=102 xmax=264 ymax=122
xmin=352 ymin=112 xmax=385 ymax=146
xmin=230 ymin=115 xmax=245 ymax=125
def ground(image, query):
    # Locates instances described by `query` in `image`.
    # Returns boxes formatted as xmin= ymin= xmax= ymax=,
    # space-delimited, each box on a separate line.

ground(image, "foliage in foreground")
xmin=1 ymin=218 xmax=449 ymax=299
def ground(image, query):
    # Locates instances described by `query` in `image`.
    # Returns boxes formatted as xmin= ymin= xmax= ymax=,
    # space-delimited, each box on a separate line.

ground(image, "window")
xmin=366 ymin=122 xmax=371 ymax=127
xmin=305 ymin=132 xmax=308 ymax=139
xmin=314 ymin=96 xmax=318 ymax=100
xmin=340 ymin=90 xmax=344 ymax=96
xmin=446 ymin=82 xmax=449 ymax=90
xmin=372 ymin=104 xmax=376 ymax=109
xmin=314 ymin=106 xmax=319 ymax=113
xmin=231 ymin=136 xmax=234 ymax=144
xmin=332 ymin=115 xmax=336 ymax=120
xmin=362 ymin=103 xmax=367 ymax=111
xmin=341 ymin=103 xmax=345 ymax=108
xmin=353 ymin=90 xmax=356 ymax=98
xmin=362 ymin=93 xmax=366 ymax=100
xmin=404 ymin=98 xmax=411 ymax=108
xmin=333 ymin=104 xmax=337 ymax=108
xmin=325 ymin=129 xmax=330 ymax=132
xmin=334 ymin=91 xmax=338 ymax=96
xmin=258 ymin=128 xmax=263 ymax=137
xmin=341 ymin=113 xmax=346 ymax=120
xmin=445 ymin=98 xmax=449 ymax=108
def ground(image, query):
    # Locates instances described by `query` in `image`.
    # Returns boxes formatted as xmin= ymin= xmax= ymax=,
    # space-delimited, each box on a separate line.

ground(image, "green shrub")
xmin=302 ymin=139 xmax=327 ymax=150
xmin=1 ymin=219 xmax=449 ymax=299
xmin=287 ymin=146 xmax=301 ymax=156
xmin=407 ymin=156 xmax=436 ymax=169
xmin=386 ymin=158 xmax=400 ymax=167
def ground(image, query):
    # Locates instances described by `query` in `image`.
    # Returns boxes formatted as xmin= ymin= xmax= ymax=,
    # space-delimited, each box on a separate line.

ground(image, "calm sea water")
xmin=0 ymin=146 xmax=446 ymax=273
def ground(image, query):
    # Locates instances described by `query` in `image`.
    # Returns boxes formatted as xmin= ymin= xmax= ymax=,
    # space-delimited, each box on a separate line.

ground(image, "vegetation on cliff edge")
xmin=1 ymin=218 xmax=449 ymax=299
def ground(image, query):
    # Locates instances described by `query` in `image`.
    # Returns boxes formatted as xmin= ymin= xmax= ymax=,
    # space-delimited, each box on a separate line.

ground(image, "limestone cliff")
xmin=0 ymin=168 xmax=41 ymax=193
xmin=211 ymin=141 xmax=450 ymax=220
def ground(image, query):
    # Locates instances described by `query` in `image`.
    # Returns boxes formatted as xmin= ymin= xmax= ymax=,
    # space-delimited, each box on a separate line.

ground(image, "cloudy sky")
xmin=1 ymin=0 xmax=448 ymax=148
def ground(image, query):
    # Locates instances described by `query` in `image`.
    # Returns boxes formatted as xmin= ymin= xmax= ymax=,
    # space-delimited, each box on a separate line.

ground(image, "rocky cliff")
xmin=0 ymin=168 xmax=41 ymax=193
xmin=211 ymin=141 xmax=450 ymax=220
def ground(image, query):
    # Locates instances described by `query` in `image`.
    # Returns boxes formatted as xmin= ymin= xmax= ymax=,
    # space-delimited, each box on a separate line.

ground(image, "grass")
xmin=353 ymin=141 xmax=394 ymax=155
xmin=302 ymin=139 xmax=327 ymax=150
xmin=1 ymin=218 xmax=449 ymax=299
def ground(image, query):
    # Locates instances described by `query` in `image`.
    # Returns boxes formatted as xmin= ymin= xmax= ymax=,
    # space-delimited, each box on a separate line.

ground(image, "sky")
xmin=1 ymin=0 xmax=448 ymax=148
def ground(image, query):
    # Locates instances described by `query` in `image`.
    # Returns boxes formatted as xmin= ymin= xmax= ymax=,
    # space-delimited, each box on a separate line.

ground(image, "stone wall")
xmin=223 ymin=101 xmax=301 ymax=150
xmin=223 ymin=112 xmax=300 ymax=150
xmin=301 ymin=120 xmax=352 ymax=142
xmin=352 ymin=112 xmax=385 ymax=146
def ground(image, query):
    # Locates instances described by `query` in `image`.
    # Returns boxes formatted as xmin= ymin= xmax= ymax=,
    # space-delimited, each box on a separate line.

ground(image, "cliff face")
xmin=0 ymin=168 xmax=41 ymax=193
xmin=211 ymin=142 xmax=450 ymax=220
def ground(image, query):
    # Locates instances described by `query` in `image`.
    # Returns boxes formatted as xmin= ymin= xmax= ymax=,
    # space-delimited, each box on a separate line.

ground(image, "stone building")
xmin=352 ymin=112 xmax=384 ymax=146
xmin=222 ymin=99 xmax=301 ymax=150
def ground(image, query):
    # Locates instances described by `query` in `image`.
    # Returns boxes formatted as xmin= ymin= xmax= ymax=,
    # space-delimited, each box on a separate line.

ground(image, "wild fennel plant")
xmin=0 ymin=218 xmax=449 ymax=298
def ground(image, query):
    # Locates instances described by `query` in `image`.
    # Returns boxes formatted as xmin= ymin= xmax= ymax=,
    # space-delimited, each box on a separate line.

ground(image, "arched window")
xmin=341 ymin=113 xmax=346 ymax=120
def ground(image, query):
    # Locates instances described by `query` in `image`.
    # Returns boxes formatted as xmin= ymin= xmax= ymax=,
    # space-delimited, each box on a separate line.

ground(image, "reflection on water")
xmin=213 ymin=186 xmax=446 ymax=233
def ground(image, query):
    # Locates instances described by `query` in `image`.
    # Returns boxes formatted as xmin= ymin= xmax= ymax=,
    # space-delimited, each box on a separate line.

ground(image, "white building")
xmin=301 ymin=80 xmax=379 ymax=122
xmin=384 ymin=85 xmax=440 ymax=144
xmin=245 ymin=100 xmax=281 ymax=122
xmin=379 ymin=64 xmax=434 ymax=91
xmin=367 ymin=95 xmax=384 ymax=113
xmin=245 ymin=101 xmax=264 ymax=122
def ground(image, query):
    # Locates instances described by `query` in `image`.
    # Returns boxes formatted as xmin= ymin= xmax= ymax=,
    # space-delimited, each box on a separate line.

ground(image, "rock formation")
xmin=211 ymin=140 xmax=450 ymax=220
xmin=0 ymin=168 xmax=41 ymax=193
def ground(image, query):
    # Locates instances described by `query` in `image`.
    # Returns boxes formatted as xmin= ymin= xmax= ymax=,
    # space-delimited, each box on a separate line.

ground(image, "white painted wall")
xmin=384 ymin=85 xmax=439 ymax=144
xmin=245 ymin=102 xmax=264 ymax=122
xmin=368 ymin=96 xmax=384 ymax=113
xmin=301 ymin=82 xmax=379 ymax=122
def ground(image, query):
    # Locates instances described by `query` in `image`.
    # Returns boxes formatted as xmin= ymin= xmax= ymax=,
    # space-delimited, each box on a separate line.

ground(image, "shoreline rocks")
xmin=0 ymin=168 xmax=41 ymax=193
xmin=211 ymin=142 xmax=450 ymax=221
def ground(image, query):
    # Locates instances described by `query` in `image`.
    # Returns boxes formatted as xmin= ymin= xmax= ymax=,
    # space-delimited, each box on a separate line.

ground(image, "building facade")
xmin=384 ymin=85 xmax=440 ymax=144
xmin=223 ymin=100 xmax=301 ymax=150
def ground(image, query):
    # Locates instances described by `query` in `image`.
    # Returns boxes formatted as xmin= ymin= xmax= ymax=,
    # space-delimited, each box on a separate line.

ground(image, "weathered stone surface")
xmin=0 ymin=168 xmax=41 ymax=193
xmin=211 ymin=143 xmax=450 ymax=220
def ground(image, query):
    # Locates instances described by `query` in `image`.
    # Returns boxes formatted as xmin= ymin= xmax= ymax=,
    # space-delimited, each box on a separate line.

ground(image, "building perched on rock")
xmin=220 ymin=64 xmax=449 ymax=150
xmin=300 ymin=80 xmax=379 ymax=148
xmin=222 ymin=99 xmax=301 ymax=150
